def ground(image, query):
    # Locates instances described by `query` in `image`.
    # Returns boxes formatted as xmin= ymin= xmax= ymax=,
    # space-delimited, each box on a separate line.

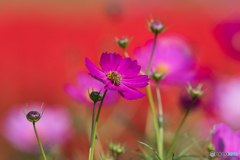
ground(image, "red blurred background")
xmin=1 ymin=0 xmax=240 ymax=159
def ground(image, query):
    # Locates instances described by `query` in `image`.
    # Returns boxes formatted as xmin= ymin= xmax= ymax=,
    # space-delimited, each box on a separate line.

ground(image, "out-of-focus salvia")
xmin=1 ymin=103 xmax=72 ymax=152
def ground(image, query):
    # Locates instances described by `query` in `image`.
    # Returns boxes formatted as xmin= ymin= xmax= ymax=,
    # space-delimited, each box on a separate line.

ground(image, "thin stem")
xmin=145 ymin=33 xmax=160 ymax=157
xmin=156 ymin=82 xmax=163 ymax=160
xmin=33 ymin=122 xmax=47 ymax=160
xmin=90 ymin=90 xmax=108 ymax=160
xmin=146 ymin=33 xmax=158 ymax=75
xmin=123 ymin=48 xmax=130 ymax=58
xmin=166 ymin=98 xmax=196 ymax=158
xmin=146 ymin=85 xmax=161 ymax=156
xmin=89 ymin=102 xmax=97 ymax=160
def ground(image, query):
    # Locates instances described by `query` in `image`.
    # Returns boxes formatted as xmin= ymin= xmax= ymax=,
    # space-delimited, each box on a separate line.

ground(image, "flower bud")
xmin=26 ymin=111 xmax=41 ymax=123
xmin=89 ymin=91 xmax=103 ymax=102
xmin=187 ymin=83 xmax=207 ymax=99
xmin=207 ymin=142 xmax=215 ymax=152
xmin=150 ymin=21 xmax=164 ymax=34
xmin=151 ymin=72 xmax=165 ymax=82
xmin=23 ymin=103 xmax=45 ymax=123
xmin=108 ymin=142 xmax=125 ymax=155
xmin=116 ymin=37 xmax=130 ymax=49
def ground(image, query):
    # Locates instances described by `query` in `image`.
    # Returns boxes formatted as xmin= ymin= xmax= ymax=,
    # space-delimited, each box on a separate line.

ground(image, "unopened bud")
xmin=89 ymin=91 xmax=103 ymax=102
xmin=150 ymin=21 xmax=164 ymax=34
xmin=23 ymin=103 xmax=45 ymax=123
xmin=187 ymin=83 xmax=207 ymax=99
xmin=116 ymin=37 xmax=130 ymax=49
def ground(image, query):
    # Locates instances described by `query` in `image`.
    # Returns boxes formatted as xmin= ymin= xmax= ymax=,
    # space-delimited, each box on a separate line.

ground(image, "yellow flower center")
xmin=156 ymin=64 xmax=168 ymax=74
xmin=107 ymin=71 xmax=122 ymax=85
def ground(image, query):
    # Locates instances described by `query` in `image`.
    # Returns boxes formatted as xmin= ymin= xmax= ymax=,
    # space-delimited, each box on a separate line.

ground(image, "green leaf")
xmin=137 ymin=141 xmax=161 ymax=160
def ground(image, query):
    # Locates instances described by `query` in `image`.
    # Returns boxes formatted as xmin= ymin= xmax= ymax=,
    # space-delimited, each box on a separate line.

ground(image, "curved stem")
xmin=89 ymin=102 xmax=97 ymax=160
xmin=33 ymin=122 xmax=47 ymax=160
xmin=156 ymin=82 xmax=163 ymax=160
xmin=90 ymin=90 xmax=108 ymax=160
xmin=123 ymin=48 xmax=130 ymax=58
xmin=146 ymin=33 xmax=158 ymax=75
xmin=166 ymin=98 xmax=196 ymax=158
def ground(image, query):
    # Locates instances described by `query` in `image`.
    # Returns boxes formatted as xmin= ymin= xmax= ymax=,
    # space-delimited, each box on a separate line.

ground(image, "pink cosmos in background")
xmin=134 ymin=35 xmax=196 ymax=84
xmin=64 ymin=72 xmax=119 ymax=106
xmin=1 ymin=103 xmax=72 ymax=152
xmin=213 ymin=77 xmax=240 ymax=128
xmin=85 ymin=52 xmax=150 ymax=100
xmin=214 ymin=20 xmax=240 ymax=61
xmin=213 ymin=123 xmax=240 ymax=160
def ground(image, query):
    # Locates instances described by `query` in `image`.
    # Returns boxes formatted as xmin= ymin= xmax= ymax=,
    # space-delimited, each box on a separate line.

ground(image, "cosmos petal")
xmin=64 ymin=83 xmax=83 ymax=102
xmin=116 ymin=58 xmax=132 ymax=74
xmin=104 ymin=80 xmax=128 ymax=92
xmin=122 ymin=75 xmax=150 ymax=88
xmin=122 ymin=65 xmax=141 ymax=78
xmin=85 ymin=58 xmax=106 ymax=79
xmin=100 ymin=52 xmax=110 ymax=73
xmin=118 ymin=84 xmax=146 ymax=100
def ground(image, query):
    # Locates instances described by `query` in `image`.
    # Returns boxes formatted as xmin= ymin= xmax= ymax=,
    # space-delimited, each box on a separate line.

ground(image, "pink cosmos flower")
xmin=213 ymin=77 xmax=240 ymax=128
xmin=134 ymin=35 xmax=195 ymax=84
xmin=1 ymin=103 xmax=72 ymax=152
xmin=214 ymin=21 xmax=240 ymax=61
xmin=64 ymin=71 xmax=119 ymax=106
xmin=85 ymin=52 xmax=150 ymax=100
xmin=213 ymin=123 xmax=240 ymax=160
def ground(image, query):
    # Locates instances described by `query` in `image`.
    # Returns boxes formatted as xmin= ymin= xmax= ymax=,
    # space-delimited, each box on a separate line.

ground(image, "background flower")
xmin=64 ymin=71 xmax=119 ymax=106
xmin=214 ymin=20 xmax=240 ymax=61
xmin=134 ymin=34 xmax=196 ymax=84
xmin=213 ymin=123 xmax=240 ymax=160
xmin=1 ymin=103 xmax=72 ymax=152
xmin=213 ymin=77 xmax=240 ymax=128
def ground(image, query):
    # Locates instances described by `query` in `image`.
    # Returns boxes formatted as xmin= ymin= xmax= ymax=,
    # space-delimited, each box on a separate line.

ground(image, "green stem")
xmin=33 ymin=122 xmax=47 ymax=160
xmin=146 ymin=33 xmax=158 ymax=75
xmin=90 ymin=90 xmax=108 ymax=160
xmin=123 ymin=48 xmax=130 ymax=58
xmin=156 ymin=82 xmax=163 ymax=160
xmin=146 ymin=85 xmax=161 ymax=156
xmin=166 ymin=98 xmax=196 ymax=158
xmin=145 ymin=33 xmax=161 ymax=157
xmin=89 ymin=102 xmax=97 ymax=160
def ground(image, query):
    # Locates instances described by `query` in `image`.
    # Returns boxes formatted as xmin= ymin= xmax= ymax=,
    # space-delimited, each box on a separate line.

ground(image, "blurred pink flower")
xmin=213 ymin=123 xmax=240 ymax=159
xmin=64 ymin=71 xmax=119 ymax=106
xmin=214 ymin=21 xmax=240 ymax=61
xmin=134 ymin=35 xmax=196 ymax=84
xmin=1 ymin=103 xmax=72 ymax=152
xmin=214 ymin=77 xmax=240 ymax=128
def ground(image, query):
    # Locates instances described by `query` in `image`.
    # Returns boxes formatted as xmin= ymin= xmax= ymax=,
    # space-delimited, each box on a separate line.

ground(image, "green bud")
xmin=187 ymin=83 xmax=207 ymax=99
xmin=151 ymin=72 xmax=165 ymax=82
xmin=115 ymin=37 xmax=131 ymax=49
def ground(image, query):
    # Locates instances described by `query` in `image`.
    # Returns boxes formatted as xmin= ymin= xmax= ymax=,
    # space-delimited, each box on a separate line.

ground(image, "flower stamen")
xmin=107 ymin=71 xmax=122 ymax=85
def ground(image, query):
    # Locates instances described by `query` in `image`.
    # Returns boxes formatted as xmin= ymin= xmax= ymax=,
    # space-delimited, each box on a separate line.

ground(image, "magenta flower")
xmin=214 ymin=77 xmax=240 ymax=128
xmin=85 ymin=52 xmax=150 ymax=100
xmin=214 ymin=21 xmax=240 ymax=61
xmin=64 ymin=71 xmax=119 ymax=106
xmin=134 ymin=35 xmax=195 ymax=84
xmin=1 ymin=103 xmax=72 ymax=152
xmin=213 ymin=123 xmax=240 ymax=159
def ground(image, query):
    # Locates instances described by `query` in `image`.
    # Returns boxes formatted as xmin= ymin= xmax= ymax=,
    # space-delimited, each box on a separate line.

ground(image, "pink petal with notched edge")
xmin=122 ymin=75 xmax=150 ymax=88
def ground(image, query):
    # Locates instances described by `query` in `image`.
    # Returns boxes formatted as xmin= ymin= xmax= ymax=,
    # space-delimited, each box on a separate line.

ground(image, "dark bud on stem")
xmin=27 ymin=111 xmax=41 ymax=123
xmin=90 ymin=91 xmax=103 ymax=103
